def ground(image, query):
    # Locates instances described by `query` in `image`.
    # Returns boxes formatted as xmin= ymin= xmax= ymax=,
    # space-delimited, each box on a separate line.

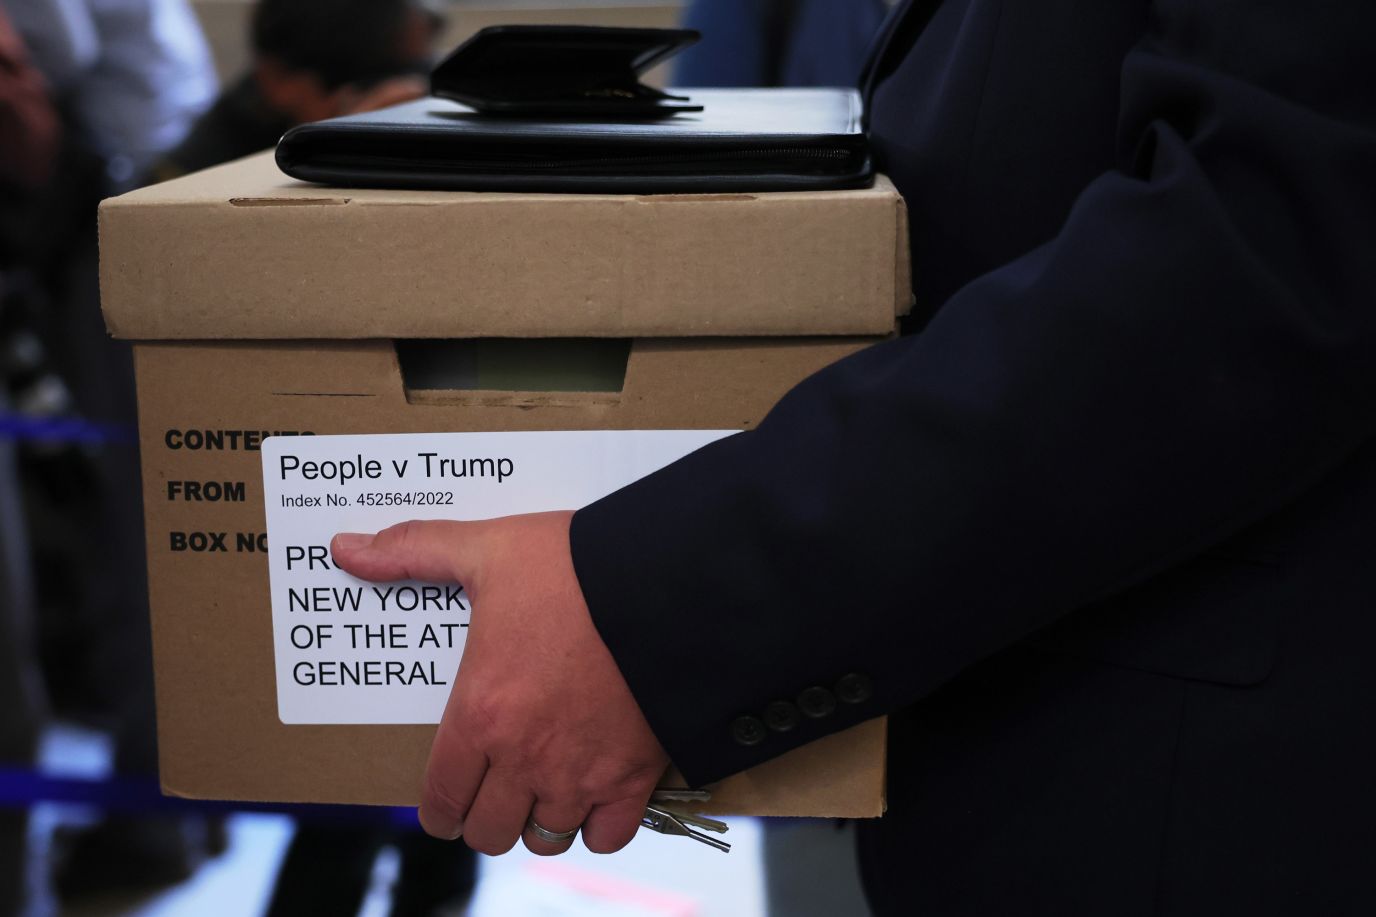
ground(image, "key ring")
xmin=641 ymin=789 xmax=732 ymax=852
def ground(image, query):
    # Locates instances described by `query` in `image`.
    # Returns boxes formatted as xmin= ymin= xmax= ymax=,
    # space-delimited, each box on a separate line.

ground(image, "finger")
xmin=331 ymin=520 xmax=476 ymax=584
xmin=581 ymin=796 xmax=652 ymax=854
xmin=419 ymin=712 xmax=487 ymax=840
xmin=461 ymin=771 xmax=534 ymax=857
xmin=523 ymin=799 xmax=591 ymax=857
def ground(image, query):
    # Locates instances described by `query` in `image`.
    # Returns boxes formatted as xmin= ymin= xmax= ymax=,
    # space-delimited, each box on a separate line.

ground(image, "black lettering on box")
xmin=164 ymin=429 xmax=315 ymax=451
xmin=236 ymin=532 xmax=269 ymax=552
xmin=167 ymin=481 xmax=247 ymax=502
xmin=169 ymin=531 xmax=227 ymax=552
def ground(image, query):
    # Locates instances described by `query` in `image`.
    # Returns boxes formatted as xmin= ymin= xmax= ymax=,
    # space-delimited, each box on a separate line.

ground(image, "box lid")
xmin=99 ymin=151 xmax=910 ymax=340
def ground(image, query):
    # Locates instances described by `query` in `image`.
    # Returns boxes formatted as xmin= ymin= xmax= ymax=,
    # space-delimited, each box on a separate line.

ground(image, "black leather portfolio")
xmin=275 ymin=26 xmax=872 ymax=194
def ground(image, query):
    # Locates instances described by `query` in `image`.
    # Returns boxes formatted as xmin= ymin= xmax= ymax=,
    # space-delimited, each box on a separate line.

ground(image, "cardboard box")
xmin=99 ymin=151 xmax=909 ymax=817
xmin=192 ymin=1 xmax=686 ymax=86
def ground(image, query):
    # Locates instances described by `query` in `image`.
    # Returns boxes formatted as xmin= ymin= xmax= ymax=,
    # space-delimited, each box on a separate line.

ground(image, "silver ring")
xmin=527 ymin=819 xmax=580 ymax=844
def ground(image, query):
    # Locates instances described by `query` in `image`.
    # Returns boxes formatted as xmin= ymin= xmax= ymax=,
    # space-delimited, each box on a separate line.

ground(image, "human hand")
xmin=330 ymin=512 xmax=670 ymax=856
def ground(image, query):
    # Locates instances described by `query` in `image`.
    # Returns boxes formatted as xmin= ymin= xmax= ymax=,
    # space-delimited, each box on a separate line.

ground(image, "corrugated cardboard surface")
xmin=99 ymin=152 xmax=910 ymax=340
xmin=137 ymin=340 xmax=886 ymax=816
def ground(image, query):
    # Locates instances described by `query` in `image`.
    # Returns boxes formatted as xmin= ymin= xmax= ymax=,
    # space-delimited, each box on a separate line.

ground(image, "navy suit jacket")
xmin=572 ymin=2 xmax=1376 ymax=913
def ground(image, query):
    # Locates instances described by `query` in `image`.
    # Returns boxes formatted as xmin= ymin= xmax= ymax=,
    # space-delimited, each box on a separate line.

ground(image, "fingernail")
xmin=419 ymin=808 xmax=462 ymax=840
xmin=333 ymin=533 xmax=374 ymax=551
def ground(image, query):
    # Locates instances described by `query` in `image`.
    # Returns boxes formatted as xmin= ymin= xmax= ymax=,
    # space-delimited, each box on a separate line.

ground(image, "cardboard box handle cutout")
xmin=397 ymin=339 xmax=632 ymax=395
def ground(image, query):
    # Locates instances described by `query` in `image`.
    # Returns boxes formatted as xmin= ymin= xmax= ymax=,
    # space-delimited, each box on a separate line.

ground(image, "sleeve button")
xmin=797 ymin=686 xmax=837 ymax=719
xmin=731 ymin=715 xmax=767 ymax=746
xmin=835 ymin=673 xmax=874 ymax=705
xmin=763 ymin=700 xmax=800 ymax=733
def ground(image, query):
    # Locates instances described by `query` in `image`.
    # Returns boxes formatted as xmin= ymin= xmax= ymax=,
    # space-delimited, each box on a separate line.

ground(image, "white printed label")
xmin=262 ymin=430 xmax=736 ymax=724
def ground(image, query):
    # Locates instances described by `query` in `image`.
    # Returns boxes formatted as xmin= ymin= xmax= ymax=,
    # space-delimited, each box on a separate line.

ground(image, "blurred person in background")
xmin=675 ymin=0 xmax=893 ymax=89
xmin=0 ymin=9 xmax=59 ymax=188
xmin=158 ymin=0 xmax=443 ymax=180
xmin=1 ymin=12 xmax=58 ymax=913
xmin=3 ymin=0 xmax=216 ymax=192
xmin=3 ymin=0 xmax=220 ymax=904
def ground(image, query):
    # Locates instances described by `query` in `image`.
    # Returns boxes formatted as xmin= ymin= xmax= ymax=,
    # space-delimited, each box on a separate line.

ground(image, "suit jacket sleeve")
xmin=569 ymin=2 xmax=1376 ymax=786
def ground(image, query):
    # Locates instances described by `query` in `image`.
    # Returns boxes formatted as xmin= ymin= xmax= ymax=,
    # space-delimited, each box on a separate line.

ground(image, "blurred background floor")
xmin=20 ymin=723 xmax=766 ymax=917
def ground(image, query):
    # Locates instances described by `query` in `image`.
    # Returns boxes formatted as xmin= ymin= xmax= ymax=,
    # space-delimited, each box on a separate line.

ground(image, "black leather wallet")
xmin=275 ymin=26 xmax=873 ymax=194
xmin=431 ymin=24 xmax=704 ymax=117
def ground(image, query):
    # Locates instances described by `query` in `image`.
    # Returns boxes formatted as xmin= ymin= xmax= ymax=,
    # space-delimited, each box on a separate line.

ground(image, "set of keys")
xmin=641 ymin=789 xmax=731 ymax=853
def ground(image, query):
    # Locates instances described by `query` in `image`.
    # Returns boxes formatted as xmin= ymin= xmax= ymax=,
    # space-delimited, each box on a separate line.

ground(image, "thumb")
xmin=331 ymin=520 xmax=478 ymax=585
